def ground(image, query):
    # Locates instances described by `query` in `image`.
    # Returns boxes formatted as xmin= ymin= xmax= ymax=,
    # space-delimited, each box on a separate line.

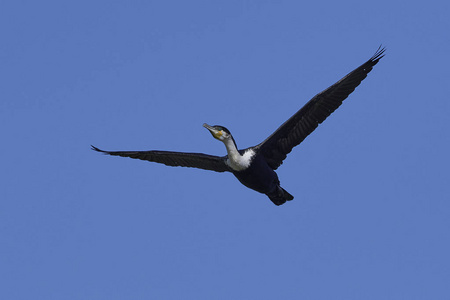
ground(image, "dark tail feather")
xmin=267 ymin=187 xmax=294 ymax=206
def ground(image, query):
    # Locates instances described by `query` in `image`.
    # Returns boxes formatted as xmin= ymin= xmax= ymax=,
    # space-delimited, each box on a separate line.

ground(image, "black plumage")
xmin=92 ymin=47 xmax=385 ymax=206
xmin=91 ymin=146 xmax=229 ymax=172
xmin=257 ymin=46 xmax=385 ymax=170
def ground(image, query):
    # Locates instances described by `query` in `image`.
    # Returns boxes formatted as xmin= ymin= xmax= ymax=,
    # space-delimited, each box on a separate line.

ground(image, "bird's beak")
xmin=203 ymin=123 xmax=223 ymax=139
xmin=203 ymin=123 xmax=214 ymax=131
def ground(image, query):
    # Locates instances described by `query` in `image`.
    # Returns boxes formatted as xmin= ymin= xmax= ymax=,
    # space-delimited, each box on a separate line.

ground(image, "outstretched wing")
xmin=91 ymin=145 xmax=229 ymax=172
xmin=257 ymin=46 xmax=385 ymax=170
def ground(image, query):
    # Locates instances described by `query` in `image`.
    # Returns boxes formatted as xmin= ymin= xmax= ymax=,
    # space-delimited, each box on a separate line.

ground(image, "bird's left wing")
xmin=91 ymin=146 xmax=229 ymax=172
xmin=256 ymin=46 xmax=385 ymax=170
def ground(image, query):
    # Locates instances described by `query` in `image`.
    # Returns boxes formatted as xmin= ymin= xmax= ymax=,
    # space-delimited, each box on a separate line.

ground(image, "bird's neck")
xmin=223 ymin=138 xmax=254 ymax=171
xmin=222 ymin=137 xmax=239 ymax=157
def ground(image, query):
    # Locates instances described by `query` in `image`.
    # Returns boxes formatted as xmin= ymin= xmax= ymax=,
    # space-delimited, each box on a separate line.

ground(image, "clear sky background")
xmin=1 ymin=1 xmax=449 ymax=299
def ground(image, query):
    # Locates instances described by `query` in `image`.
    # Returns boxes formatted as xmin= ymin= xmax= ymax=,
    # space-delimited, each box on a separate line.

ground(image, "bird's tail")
xmin=267 ymin=187 xmax=294 ymax=206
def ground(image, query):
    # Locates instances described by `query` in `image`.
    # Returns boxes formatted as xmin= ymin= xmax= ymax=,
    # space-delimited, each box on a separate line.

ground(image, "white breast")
xmin=226 ymin=149 xmax=255 ymax=171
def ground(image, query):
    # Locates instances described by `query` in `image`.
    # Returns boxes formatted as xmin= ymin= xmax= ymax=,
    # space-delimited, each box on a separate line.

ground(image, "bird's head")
xmin=203 ymin=123 xmax=231 ymax=142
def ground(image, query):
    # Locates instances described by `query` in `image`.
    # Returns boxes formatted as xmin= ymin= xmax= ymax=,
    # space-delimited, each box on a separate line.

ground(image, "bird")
xmin=92 ymin=46 xmax=385 ymax=206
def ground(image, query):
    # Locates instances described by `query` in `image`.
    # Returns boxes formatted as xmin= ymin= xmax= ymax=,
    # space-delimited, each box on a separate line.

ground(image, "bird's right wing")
xmin=91 ymin=146 xmax=230 ymax=172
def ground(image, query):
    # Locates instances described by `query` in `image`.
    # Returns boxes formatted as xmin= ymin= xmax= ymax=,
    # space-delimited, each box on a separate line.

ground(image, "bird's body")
xmin=209 ymin=135 xmax=292 ymax=205
xmin=92 ymin=47 xmax=385 ymax=206
xmin=230 ymin=150 xmax=291 ymax=205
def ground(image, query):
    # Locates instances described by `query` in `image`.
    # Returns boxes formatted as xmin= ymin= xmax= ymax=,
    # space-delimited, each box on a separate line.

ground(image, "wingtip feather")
xmin=371 ymin=45 xmax=386 ymax=62
xmin=91 ymin=145 xmax=106 ymax=153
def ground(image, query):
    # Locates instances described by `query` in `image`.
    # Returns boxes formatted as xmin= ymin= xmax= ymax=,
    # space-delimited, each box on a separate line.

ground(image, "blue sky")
xmin=1 ymin=1 xmax=449 ymax=299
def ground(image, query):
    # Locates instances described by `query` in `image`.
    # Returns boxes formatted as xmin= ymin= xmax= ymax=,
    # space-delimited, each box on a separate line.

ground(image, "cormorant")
xmin=92 ymin=47 xmax=385 ymax=206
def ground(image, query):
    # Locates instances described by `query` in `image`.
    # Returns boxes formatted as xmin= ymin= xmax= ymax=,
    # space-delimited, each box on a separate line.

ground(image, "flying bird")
xmin=92 ymin=47 xmax=385 ymax=206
